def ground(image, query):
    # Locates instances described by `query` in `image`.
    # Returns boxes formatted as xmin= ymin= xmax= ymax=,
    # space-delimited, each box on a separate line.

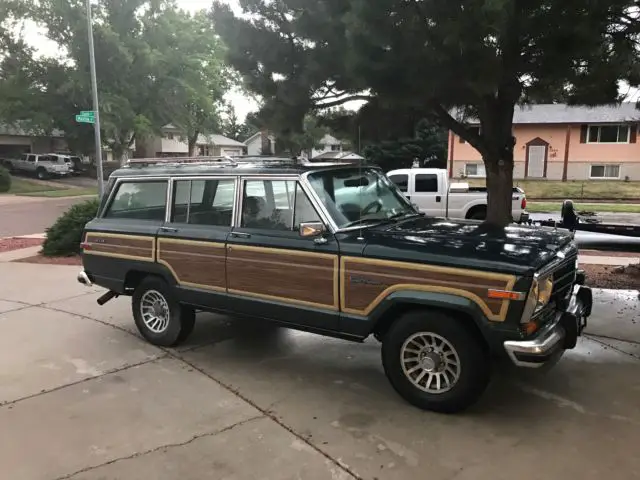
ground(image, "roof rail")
xmin=126 ymin=156 xmax=239 ymax=167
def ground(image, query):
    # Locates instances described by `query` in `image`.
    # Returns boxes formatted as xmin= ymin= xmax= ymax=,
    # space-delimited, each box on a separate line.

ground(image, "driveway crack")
xmin=0 ymin=355 xmax=167 ymax=409
xmin=53 ymin=415 xmax=265 ymax=480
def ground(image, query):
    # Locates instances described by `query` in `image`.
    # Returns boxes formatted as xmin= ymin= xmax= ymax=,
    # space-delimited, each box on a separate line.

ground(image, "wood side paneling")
xmin=84 ymin=233 xmax=154 ymax=261
xmin=157 ymin=239 xmax=226 ymax=291
xmin=340 ymin=257 xmax=516 ymax=321
xmin=227 ymin=245 xmax=338 ymax=310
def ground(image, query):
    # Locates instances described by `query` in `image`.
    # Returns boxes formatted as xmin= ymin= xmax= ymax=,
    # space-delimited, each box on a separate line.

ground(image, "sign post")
xmin=86 ymin=0 xmax=104 ymax=198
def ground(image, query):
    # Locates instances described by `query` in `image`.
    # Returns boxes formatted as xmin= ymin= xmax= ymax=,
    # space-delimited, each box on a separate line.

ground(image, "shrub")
xmin=0 ymin=166 xmax=11 ymax=193
xmin=42 ymin=198 xmax=100 ymax=256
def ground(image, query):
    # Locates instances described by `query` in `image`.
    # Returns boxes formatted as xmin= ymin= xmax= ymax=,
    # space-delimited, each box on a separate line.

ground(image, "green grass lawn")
xmin=466 ymin=179 xmax=640 ymax=200
xmin=7 ymin=177 xmax=67 ymax=194
xmin=19 ymin=187 xmax=98 ymax=198
xmin=528 ymin=202 xmax=640 ymax=213
xmin=4 ymin=177 xmax=97 ymax=197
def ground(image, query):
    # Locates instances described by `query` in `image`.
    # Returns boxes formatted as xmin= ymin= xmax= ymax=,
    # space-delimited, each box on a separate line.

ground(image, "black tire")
xmin=381 ymin=310 xmax=490 ymax=413
xmin=467 ymin=207 xmax=486 ymax=220
xmin=36 ymin=168 xmax=48 ymax=180
xmin=132 ymin=276 xmax=196 ymax=347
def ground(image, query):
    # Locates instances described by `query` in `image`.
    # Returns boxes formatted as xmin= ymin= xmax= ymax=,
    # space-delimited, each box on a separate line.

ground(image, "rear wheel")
xmin=36 ymin=168 xmax=48 ymax=180
xmin=467 ymin=207 xmax=486 ymax=220
xmin=132 ymin=276 xmax=195 ymax=347
xmin=381 ymin=310 xmax=490 ymax=413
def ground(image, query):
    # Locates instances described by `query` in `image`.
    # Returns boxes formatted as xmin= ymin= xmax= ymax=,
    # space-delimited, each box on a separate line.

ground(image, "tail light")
xmin=521 ymin=197 xmax=527 ymax=210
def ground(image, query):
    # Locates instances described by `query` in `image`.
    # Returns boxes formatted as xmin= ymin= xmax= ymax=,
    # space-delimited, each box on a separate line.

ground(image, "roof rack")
xmin=126 ymin=156 xmax=239 ymax=168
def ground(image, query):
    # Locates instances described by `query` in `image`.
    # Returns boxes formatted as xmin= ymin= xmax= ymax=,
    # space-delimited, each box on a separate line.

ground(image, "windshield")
xmin=307 ymin=167 xmax=417 ymax=229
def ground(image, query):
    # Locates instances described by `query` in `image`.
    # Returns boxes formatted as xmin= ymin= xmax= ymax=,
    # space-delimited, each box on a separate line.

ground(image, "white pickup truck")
xmin=387 ymin=168 xmax=529 ymax=223
xmin=4 ymin=153 xmax=72 ymax=179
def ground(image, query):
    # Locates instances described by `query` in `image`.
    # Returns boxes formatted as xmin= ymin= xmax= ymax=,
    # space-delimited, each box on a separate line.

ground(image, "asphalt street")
xmin=0 ymin=195 xmax=88 ymax=238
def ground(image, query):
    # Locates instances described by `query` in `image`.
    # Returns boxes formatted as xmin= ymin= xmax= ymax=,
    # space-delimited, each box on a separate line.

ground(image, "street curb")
xmin=0 ymin=233 xmax=46 ymax=241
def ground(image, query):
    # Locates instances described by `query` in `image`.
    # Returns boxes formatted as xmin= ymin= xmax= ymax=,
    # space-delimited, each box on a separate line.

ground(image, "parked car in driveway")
xmin=4 ymin=153 xmax=72 ymax=179
xmin=387 ymin=168 xmax=529 ymax=222
xmin=77 ymin=156 xmax=591 ymax=413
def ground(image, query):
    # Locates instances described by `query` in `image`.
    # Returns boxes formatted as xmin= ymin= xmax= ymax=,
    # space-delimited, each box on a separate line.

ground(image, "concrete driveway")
xmin=1 ymin=262 xmax=639 ymax=480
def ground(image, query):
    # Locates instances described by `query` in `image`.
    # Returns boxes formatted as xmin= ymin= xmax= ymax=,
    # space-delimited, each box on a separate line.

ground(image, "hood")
xmin=361 ymin=216 xmax=574 ymax=275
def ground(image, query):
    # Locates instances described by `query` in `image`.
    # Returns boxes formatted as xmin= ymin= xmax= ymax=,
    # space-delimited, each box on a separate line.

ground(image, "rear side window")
xmin=414 ymin=174 xmax=438 ymax=193
xmin=171 ymin=178 xmax=236 ymax=226
xmin=388 ymin=174 xmax=408 ymax=193
xmin=104 ymin=180 xmax=168 ymax=221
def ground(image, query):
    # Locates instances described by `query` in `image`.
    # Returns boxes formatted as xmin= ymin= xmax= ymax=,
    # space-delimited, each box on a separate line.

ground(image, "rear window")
xmin=104 ymin=180 xmax=168 ymax=221
xmin=414 ymin=174 xmax=438 ymax=193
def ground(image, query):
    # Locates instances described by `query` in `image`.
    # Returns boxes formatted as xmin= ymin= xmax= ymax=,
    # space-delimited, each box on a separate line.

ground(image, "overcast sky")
xmin=24 ymin=0 xmax=258 ymax=121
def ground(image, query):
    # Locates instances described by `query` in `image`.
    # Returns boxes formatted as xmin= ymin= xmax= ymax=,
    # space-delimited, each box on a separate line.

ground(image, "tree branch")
xmin=428 ymin=102 xmax=487 ymax=156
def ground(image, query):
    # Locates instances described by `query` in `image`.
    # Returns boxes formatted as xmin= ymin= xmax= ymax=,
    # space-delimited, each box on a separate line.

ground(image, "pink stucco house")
xmin=448 ymin=103 xmax=640 ymax=181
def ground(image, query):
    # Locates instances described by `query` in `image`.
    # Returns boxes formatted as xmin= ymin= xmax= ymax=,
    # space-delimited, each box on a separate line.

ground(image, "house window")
xmin=587 ymin=125 xmax=629 ymax=143
xmin=590 ymin=164 xmax=620 ymax=179
xmin=166 ymin=133 xmax=174 ymax=140
xmin=465 ymin=163 xmax=486 ymax=177
xmin=331 ymin=144 xmax=341 ymax=151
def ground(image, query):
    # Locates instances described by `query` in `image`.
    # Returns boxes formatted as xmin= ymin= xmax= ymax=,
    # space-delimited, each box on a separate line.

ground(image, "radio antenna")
xmin=357 ymin=153 xmax=364 ymax=241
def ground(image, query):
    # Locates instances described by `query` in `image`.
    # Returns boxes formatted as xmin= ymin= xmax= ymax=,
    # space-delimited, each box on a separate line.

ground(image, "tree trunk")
xmin=483 ymin=150 xmax=515 ymax=227
xmin=188 ymin=132 xmax=199 ymax=157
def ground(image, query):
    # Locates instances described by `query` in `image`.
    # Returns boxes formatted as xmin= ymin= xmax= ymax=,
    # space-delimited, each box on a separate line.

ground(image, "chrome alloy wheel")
xmin=140 ymin=290 xmax=171 ymax=333
xmin=400 ymin=332 xmax=461 ymax=394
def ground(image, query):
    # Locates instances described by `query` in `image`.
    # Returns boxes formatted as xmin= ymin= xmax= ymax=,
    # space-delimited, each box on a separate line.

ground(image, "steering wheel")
xmin=362 ymin=200 xmax=383 ymax=216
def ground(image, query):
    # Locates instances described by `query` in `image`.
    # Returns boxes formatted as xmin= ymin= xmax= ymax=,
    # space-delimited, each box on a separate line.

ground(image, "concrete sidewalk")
xmin=1 ymin=261 xmax=639 ymax=480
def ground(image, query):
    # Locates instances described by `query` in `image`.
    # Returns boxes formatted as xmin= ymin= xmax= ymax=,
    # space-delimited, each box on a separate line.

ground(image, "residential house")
xmin=0 ymin=123 xmax=68 ymax=157
xmin=310 ymin=134 xmax=349 ymax=159
xmin=448 ymin=103 xmax=640 ymax=181
xmin=142 ymin=124 xmax=246 ymax=158
xmin=245 ymin=130 xmax=276 ymax=156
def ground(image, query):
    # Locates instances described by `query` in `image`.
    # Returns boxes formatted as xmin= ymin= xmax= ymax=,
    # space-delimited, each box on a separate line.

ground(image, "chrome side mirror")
xmin=299 ymin=221 xmax=326 ymax=238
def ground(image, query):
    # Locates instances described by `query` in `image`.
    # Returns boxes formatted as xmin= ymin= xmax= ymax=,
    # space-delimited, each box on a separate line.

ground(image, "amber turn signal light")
xmin=487 ymin=289 xmax=525 ymax=301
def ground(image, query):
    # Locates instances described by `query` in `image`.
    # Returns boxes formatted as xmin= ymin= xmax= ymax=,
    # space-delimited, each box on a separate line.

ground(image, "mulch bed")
xmin=0 ymin=237 xmax=43 ymax=252
xmin=13 ymin=254 xmax=82 ymax=266
xmin=582 ymin=263 xmax=640 ymax=290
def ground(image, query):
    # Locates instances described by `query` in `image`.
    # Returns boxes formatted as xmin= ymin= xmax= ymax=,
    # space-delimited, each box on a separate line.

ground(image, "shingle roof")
xmin=458 ymin=103 xmax=640 ymax=125
xmin=196 ymin=134 xmax=246 ymax=147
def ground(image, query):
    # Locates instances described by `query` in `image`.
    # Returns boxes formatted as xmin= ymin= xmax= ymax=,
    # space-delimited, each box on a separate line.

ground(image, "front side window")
xmin=105 ymin=180 xmax=167 ymax=221
xmin=388 ymin=174 xmax=408 ymax=193
xmin=588 ymin=125 xmax=629 ymax=143
xmin=240 ymin=179 xmax=321 ymax=231
xmin=590 ymin=164 xmax=620 ymax=179
xmin=242 ymin=179 xmax=295 ymax=230
xmin=307 ymin=168 xmax=415 ymax=229
xmin=172 ymin=178 xmax=235 ymax=226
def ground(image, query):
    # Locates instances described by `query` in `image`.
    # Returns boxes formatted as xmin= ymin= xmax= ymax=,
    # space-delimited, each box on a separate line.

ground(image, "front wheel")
xmin=381 ymin=310 xmax=490 ymax=413
xmin=132 ymin=277 xmax=195 ymax=347
xmin=36 ymin=168 xmax=48 ymax=180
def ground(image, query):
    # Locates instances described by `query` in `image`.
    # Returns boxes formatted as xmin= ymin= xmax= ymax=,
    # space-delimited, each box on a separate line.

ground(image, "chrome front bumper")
xmin=504 ymin=285 xmax=592 ymax=368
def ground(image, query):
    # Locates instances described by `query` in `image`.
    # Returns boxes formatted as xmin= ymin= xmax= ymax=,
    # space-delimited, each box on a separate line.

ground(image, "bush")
xmin=0 ymin=166 xmax=11 ymax=193
xmin=42 ymin=198 xmax=100 ymax=256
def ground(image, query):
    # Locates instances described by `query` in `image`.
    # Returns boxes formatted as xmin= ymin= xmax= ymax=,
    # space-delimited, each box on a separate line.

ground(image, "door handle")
xmin=159 ymin=226 xmax=179 ymax=233
xmin=435 ymin=196 xmax=441 ymax=203
xmin=230 ymin=232 xmax=251 ymax=239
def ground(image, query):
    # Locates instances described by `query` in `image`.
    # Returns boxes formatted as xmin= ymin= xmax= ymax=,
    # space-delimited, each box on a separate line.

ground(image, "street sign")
xmin=75 ymin=114 xmax=95 ymax=124
xmin=80 ymin=110 xmax=95 ymax=117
